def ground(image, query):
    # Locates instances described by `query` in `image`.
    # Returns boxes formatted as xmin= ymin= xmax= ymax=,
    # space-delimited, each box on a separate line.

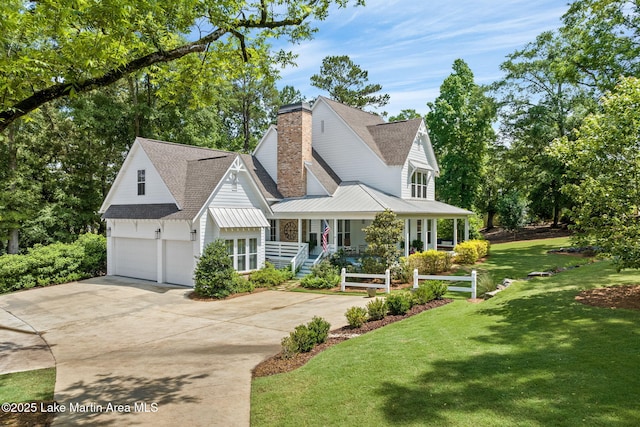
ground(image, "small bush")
xmin=393 ymin=257 xmax=411 ymax=283
xmin=307 ymin=316 xmax=331 ymax=345
xmin=249 ymin=262 xmax=293 ymax=288
xmin=360 ymin=255 xmax=386 ymax=274
xmin=424 ymin=280 xmax=448 ymax=299
xmin=408 ymin=250 xmax=453 ymax=275
xmin=386 ymin=292 xmax=413 ymax=315
xmin=413 ymin=285 xmax=435 ymax=305
xmin=194 ymin=240 xmax=241 ymax=299
xmin=476 ymin=271 xmax=496 ymax=297
xmin=366 ymin=298 xmax=387 ymax=321
xmin=235 ymin=276 xmax=256 ymax=294
xmin=471 ymin=239 xmax=490 ymax=258
xmin=330 ymin=249 xmax=351 ymax=269
xmin=300 ymin=260 xmax=340 ymax=289
xmin=345 ymin=306 xmax=368 ymax=328
xmin=454 ymin=241 xmax=479 ymax=264
xmin=281 ymin=317 xmax=331 ymax=358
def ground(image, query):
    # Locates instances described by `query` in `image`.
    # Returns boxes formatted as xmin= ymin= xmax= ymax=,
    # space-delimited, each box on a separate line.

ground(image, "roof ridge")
xmin=356 ymin=182 xmax=389 ymax=210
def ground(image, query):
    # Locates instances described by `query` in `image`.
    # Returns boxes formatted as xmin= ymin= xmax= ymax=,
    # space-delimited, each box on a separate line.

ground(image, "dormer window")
xmin=411 ymin=171 xmax=428 ymax=199
xmin=137 ymin=169 xmax=145 ymax=195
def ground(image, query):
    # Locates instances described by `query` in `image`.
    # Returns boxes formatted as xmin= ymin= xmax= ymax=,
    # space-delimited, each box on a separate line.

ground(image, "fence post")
xmin=341 ymin=268 xmax=346 ymax=292
xmin=413 ymin=268 xmax=419 ymax=289
xmin=385 ymin=269 xmax=390 ymax=294
xmin=471 ymin=269 xmax=477 ymax=299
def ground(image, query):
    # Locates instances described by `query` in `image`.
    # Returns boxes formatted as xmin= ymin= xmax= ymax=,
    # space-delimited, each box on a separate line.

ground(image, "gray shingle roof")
xmin=318 ymin=97 xmax=423 ymax=166
xmin=305 ymin=149 xmax=342 ymax=195
xmin=102 ymin=203 xmax=179 ymax=219
xmin=240 ymin=154 xmax=282 ymax=201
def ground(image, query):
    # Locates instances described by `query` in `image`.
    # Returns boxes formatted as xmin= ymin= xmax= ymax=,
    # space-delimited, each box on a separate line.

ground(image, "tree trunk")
xmin=7 ymin=125 xmax=19 ymax=254
xmin=486 ymin=211 xmax=496 ymax=230
xmin=8 ymin=229 xmax=19 ymax=254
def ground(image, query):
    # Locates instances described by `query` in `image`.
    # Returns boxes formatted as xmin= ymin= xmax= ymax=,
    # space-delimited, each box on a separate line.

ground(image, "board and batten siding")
xmin=253 ymin=126 xmax=278 ymax=184
xmin=108 ymin=145 xmax=175 ymax=206
xmin=401 ymin=133 xmax=436 ymax=201
xmin=311 ymin=100 xmax=401 ymax=196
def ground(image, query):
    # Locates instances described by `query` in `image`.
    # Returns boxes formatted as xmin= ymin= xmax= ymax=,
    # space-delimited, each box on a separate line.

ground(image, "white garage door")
xmin=165 ymin=240 xmax=195 ymax=286
xmin=114 ymin=238 xmax=157 ymax=281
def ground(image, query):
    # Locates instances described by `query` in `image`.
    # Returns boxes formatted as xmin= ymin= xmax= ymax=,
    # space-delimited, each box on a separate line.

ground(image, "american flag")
xmin=322 ymin=220 xmax=330 ymax=252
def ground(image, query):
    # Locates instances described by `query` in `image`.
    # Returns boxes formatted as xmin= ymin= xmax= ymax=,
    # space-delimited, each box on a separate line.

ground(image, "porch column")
xmin=333 ymin=218 xmax=338 ymax=252
xmin=423 ymin=218 xmax=428 ymax=250
xmin=432 ymin=218 xmax=438 ymax=251
xmin=453 ymin=218 xmax=458 ymax=247
xmin=464 ymin=217 xmax=470 ymax=241
xmin=405 ymin=219 xmax=410 ymax=257
xmin=297 ymin=218 xmax=302 ymax=245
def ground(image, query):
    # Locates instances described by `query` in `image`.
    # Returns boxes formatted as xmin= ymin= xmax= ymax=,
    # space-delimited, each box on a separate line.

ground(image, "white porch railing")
xmin=340 ymin=268 xmax=391 ymax=294
xmin=312 ymin=250 xmax=328 ymax=267
xmin=412 ymin=269 xmax=477 ymax=299
xmin=265 ymin=241 xmax=308 ymax=272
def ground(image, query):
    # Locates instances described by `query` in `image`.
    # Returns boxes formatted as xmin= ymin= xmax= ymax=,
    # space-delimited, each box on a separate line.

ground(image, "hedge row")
xmin=407 ymin=250 xmax=453 ymax=274
xmin=0 ymin=234 xmax=106 ymax=294
xmin=454 ymin=239 xmax=490 ymax=265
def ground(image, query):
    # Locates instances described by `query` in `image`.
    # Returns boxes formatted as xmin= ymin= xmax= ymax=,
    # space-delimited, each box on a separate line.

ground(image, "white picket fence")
xmin=413 ymin=269 xmax=477 ymax=299
xmin=340 ymin=268 xmax=391 ymax=294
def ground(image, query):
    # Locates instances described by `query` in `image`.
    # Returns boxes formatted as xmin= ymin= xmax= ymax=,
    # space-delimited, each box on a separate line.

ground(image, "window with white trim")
xmin=411 ymin=171 xmax=429 ymax=199
xmin=225 ymin=238 xmax=259 ymax=271
xmin=137 ymin=169 xmax=145 ymax=195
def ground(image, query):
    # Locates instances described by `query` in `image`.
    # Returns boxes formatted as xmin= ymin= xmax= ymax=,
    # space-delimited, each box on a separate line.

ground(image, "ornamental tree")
xmin=363 ymin=209 xmax=403 ymax=268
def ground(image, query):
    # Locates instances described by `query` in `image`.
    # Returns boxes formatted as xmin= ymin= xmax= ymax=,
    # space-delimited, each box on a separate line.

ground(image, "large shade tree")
xmin=554 ymin=76 xmax=640 ymax=270
xmin=0 ymin=0 xmax=364 ymax=134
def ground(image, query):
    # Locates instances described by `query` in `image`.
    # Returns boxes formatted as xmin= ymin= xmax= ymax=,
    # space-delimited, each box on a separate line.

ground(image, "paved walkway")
xmin=0 ymin=276 xmax=369 ymax=426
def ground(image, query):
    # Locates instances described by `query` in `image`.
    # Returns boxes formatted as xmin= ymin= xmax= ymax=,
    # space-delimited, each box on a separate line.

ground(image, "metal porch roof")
xmin=209 ymin=207 xmax=270 ymax=228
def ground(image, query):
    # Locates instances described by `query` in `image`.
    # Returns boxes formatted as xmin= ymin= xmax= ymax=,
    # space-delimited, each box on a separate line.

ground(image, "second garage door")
xmin=165 ymin=240 xmax=195 ymax=286
xmin=114 ymin=237 xmax=157 ymax=281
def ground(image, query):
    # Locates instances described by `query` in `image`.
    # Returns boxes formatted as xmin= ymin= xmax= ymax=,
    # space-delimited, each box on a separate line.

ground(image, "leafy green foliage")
xmin=0 ymin=234 xmax=106 ymax=293
xmin=281 ymin=316 xmax=331 ymax=358
xmin=454 ymin=241 xmax=479 ymax=265
xmin=412 ymin=285 xmax=435 ymax=305
xmin=386 ymin=292 xmax=413 ymax=315
xmin=427 ymin=59 xmax=496 ymax=210
xmin=300 ymin=260 xmax=341 ymax=289
xmin=194 ymin=240 xmax=242 ymax=299
xmin=366 ymin=298 xmax=387 ymax=321
xmin=497 ymin=191 xmax=528 ymax=232
xmin=345 ymin=306 xmax=368 ymax=328
xmin=363 ymin=209 xmax=403 ymax=269
xmin=423 ymin=280 xmax=448 ymax=300
xmin=555 ymin=76 xmax=640 ymax=270
xmin=407 ymin=250 xmax=453 ymax=275
xmin=310 ymin=55 xmax=390 ymax=109
xmin=307 ymin=316 xmax=331 ymax=345
xmin=249 ymin=262 xmax=293 ymax=288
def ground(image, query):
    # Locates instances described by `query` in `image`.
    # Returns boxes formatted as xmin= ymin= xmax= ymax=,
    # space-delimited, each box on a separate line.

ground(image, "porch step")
xmin=296 ymin=260 xmax=315 ymax=278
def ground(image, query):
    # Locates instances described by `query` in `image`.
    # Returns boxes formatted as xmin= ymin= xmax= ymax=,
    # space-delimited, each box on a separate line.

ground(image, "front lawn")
xmin=251 ymin=238 xmax=640 ymax=426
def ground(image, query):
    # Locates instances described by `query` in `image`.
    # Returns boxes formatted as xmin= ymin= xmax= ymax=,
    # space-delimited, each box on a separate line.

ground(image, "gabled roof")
xmin=271 ymin=182 xmax=473 ymax=216
xmin=305 ymin=149 xmax=342 ymax=195
xmin=240 ymin=154 xmax=282 ymax=201
xmin=317 ymin=97 xmax=424 ymax=167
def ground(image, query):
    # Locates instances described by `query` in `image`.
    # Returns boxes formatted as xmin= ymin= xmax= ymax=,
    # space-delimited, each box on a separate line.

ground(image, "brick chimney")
xmin=277 ymin=102 xmax=312 ymax=198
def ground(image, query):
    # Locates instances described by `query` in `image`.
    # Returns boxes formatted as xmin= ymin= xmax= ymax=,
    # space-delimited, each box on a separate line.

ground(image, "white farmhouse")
xmin=100 ymin=97 xmax=472 ymax=286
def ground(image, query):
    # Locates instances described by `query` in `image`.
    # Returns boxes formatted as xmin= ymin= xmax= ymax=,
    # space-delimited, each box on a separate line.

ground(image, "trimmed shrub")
xmin=454 ymin=241 xmax=479 ymax=264
xmin=234 ymin=276 xmax=256 ymax=294
xmin=424 ymin=280 xmax=448 ymax=299
xmin=300 ymin=260 xmax=340 ymax=289
xmin=307 ymin=316 xmax=331 ymax=345
xmin=345 ymin=306 xmax=368 ymax=328
xmin=386 ymin=292 xmax=413 ymax=315
xmin=360 ymin=255 xmax=386 ymax=274
xmin=281 ymin=317 xmax=331 ymax=358
xmin=408 ymin=250 xmax=453 ymax=275
xmin=194 ymin=240 xmax=241 ymax=299
xmin=413 ymin=285 xmax=435 ymax=305
xmin=366 ymin=298 xmax=387 ymax=321
xmin=249 ymin=262 xmax=293 ymax=288
xmin=0 ymin=233 xmax=106 ymax=294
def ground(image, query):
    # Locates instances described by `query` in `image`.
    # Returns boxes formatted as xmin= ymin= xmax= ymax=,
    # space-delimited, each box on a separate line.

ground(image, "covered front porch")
xmin=264 ymin=215 xmax=471 ymax=272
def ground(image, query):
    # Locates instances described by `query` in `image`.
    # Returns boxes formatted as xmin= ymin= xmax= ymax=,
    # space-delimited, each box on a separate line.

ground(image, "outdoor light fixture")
xmin=106 ymin=227 xmax=111 ymax=237
xmin=155 ymin=228 xmax=161 ymax=239
xmin=190 ymin=229 xmax=197 ymax=241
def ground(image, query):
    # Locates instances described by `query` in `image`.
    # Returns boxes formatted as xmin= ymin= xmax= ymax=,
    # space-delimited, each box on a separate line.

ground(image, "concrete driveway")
xmin=0 ymin=276 xmax=369 ymax=426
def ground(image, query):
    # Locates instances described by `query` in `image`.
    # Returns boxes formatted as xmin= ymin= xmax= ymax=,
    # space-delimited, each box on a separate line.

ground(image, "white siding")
xmin=306 ymin=170 xmax=329 ymax=196
xmin=108 ymin=145 xmax=175 ymax=206
xmin=312 ymin=100 xmax=401 ymax=196
xmin=253 ymin=126 xmax=278 ymax=183
xmin=211 ymin=172 xmax=263 ymax=208
xmin=401 ymin=132 xmax=437 ymax=201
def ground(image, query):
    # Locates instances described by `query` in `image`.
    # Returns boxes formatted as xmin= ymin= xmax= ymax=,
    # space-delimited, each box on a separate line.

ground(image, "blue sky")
xmin=273 ymin=0 xmax=572 ymax=117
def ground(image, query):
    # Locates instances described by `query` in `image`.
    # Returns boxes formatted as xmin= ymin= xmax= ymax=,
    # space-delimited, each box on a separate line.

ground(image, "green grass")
xmin=251 ymin=238 xmax=640 ymax=426
xmin=0 ymin=368 xmax=56 ymax=403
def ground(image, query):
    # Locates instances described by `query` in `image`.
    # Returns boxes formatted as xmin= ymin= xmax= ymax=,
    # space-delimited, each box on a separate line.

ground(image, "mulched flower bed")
xmin=575 ymin=285 xmax=640 ymax=311
xmin=252 ymin=298 xmax=453 ymax=378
